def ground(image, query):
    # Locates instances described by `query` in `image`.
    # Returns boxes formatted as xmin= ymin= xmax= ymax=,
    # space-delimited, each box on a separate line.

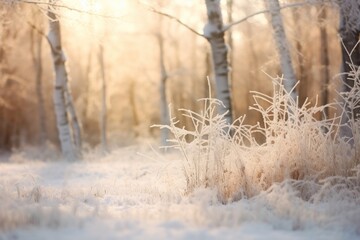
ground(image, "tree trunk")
xmin=158 ymin=33 xmax=170 ymax=146
xmin=226 ymin=0 xmax=234 ymax=86
xmin=98 ymin=44 xmax=108 ymax=151
xmin=129 ymin=79 xmax=139 ymax=137
xmin=64 ymin=85 xmax=82 ymax=150
xmin=265 ymin=0 xmax=297 ymax=100
xmin=226 ymin=0 xmax=235 ymax=120
xmin=47 ymin=5 xmax=79 ymax=160
xmin=81 ymin=50 xmax=92 ymax=139
xmin=190 ymin=30 xmax=198 ymax=113
xmin=339 ymin=4 xmax=360 ymax=140
xmin=291 ymin=7 xmax=307 ymax=107
xmin=204 ymin=0 xmax=233 ymax=127
xmin=244 ymin=12 xmax=259 ymax=111
xmin=30 ymin=21 xmax=47 ymax=145
xmin=204 ymin=46 xmax=213 ymax=99
xmin=318 ymin=7 xmax=330 ymax=120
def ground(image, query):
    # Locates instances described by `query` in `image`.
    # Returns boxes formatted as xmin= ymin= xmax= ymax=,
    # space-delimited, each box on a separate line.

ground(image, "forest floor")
xmin=0 ymin=144 xmax=359 ymax=240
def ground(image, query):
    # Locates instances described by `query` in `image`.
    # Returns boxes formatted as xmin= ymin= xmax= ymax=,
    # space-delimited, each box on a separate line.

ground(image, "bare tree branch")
xmin=9 ymin=0 xmax=125 ymax=20
xmin=140 ymin=3 xmax=204 ymax=38
xmin=23 ymin=16 xmax=53 ymax=48
xmin=223 ymin=2 xmax=309 ymax=32
xmin=141 ymin=0 xmax=327 ymax=38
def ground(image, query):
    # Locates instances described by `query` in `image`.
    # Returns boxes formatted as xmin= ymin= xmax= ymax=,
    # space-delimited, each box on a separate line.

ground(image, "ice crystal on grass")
xmin=164 ymin=77 xmax=360 ymax=204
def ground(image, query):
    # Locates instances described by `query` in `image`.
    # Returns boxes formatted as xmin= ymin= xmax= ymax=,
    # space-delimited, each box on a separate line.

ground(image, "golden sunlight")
xmin=0 ymin=1 xmax=358 ymax=239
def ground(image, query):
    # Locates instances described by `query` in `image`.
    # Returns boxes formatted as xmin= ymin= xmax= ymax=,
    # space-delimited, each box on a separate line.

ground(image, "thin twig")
xmin=139 ymin=3 xmax=204 ymax=38
xmin=223 ymin=2 xmax=309 ymax=32
xmin=24 ymin=17 xmax=53 ymax=48
xmin=12 ymin=0 xmax=125 ymax=20
xmin=141 ymin=1 xmax=321 ymax=38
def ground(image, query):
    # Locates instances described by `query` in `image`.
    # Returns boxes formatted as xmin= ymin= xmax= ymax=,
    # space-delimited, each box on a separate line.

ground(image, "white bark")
xmin=265 ymin=0 xmax=297 ymax=100
xmin=47 ymin=6 xmax=78 ymax=160
xmin=204 ymin=0 xmax=233 ymax=127
xmin=64 ymin=85 xmax=82 ymax=150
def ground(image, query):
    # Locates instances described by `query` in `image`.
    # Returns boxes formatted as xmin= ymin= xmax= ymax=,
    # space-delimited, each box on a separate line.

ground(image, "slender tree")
xmin=265 ymin=0 xmax=297 ymax=100
xmin=318 ymin=6 xmax=330 ymax=120
xmin=204 ymin=0 xmax=233 ymax=127
xmin=147 ymin=0 xmax=314 ymax=126
xmin=47 ymin=3 xmax=81 ymax=159
xmin=226 ymin=0 xmax=234 ymax=83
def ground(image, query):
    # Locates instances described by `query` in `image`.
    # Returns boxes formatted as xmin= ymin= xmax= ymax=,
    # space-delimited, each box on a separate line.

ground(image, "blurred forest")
xmin=0 ymin=0 xmax=342 ymax=152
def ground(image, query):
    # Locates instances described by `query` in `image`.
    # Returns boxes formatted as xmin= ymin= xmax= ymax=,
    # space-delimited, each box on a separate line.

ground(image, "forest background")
xmin=0 ymin=0 xmax=343 ymax=152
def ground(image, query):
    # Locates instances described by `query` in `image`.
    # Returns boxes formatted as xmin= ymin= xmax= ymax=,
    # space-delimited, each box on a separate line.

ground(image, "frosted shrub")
xmin=159 ymin=98 xmax=249 ymax=203
xmin=164 ymin=78 xmax=360 ymax=203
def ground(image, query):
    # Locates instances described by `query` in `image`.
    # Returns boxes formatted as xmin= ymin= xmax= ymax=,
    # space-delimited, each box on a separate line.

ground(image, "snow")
xmin=0 ymin=145 xmax=359 ymax=240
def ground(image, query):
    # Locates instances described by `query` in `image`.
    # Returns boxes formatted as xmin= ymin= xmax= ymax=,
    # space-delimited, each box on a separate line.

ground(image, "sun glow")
xmin=61 ymin=0 xmax=130 ymax=17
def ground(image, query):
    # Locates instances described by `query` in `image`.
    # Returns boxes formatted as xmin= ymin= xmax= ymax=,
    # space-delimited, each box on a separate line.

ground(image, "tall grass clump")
xmin=163 ymin=77 xmax=360 ymax=203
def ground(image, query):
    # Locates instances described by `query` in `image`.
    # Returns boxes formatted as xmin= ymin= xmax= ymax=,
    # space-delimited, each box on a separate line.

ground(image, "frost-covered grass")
xmin=165 ymin=79 xmax=359 ymax=203
xmin=1 ymin=79 xmax=360 ymax=239
xmin=0 ymin=146 xmax=359 ymax=239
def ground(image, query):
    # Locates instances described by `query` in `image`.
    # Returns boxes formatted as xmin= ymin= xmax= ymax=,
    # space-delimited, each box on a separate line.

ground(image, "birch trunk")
xmin=204 ymin=0 xmax=233 ymax=127
xmin=98 ymin=44 xmax=108 ymax=151
xmin=265 ymin=0 xmax=297 ymax=100
xmin=64 ymin=85 xmax=82 ymax=150
xmin=47 ymin=6 xmax=78 ymax=160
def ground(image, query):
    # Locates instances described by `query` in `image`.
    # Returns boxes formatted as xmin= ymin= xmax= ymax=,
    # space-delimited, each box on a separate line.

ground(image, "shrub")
xmin=163 ymin=78 xmax=360 ymax=203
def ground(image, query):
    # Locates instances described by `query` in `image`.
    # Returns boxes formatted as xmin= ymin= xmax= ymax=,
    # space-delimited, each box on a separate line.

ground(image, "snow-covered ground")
xmin=0 ymin=145 xmax=359 ymax=240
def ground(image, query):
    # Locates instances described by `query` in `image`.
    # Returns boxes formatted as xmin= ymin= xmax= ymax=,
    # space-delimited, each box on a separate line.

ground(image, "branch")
xmin=14 ymin=0 xmax=125 ymax=20
xmin=141 ymin=0 xmax=322 ymax=38
xmin=140 ymin=3 xmax=204 ymax=38
xmin=16 ymin=0 xmax=88 ymax=14
xmin=24 ymin=17 xmax=53 ymax=48
xmin=223 ymin=1 xmax=315 ymax=32
xmin=19 ymin=6 xmax=57 ymax=54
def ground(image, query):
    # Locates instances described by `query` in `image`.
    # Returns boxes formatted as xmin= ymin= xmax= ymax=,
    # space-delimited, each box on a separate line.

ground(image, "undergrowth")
xmin=162 ymin=78 xmax=360 ymax=203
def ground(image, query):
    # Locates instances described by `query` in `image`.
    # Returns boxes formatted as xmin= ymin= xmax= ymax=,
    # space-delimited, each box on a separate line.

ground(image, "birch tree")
xmin=265 ymin=0 xmax=297 ymax=100
xmin=204 ymin=0 xmax=233 ymax=127
xmin=47 ymin=4 xmax=81 ymax=159
xmin=64 ymin=84 xmax=82 ymax=150
xmin=148 ymin=0 xmax=307 ymax=129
